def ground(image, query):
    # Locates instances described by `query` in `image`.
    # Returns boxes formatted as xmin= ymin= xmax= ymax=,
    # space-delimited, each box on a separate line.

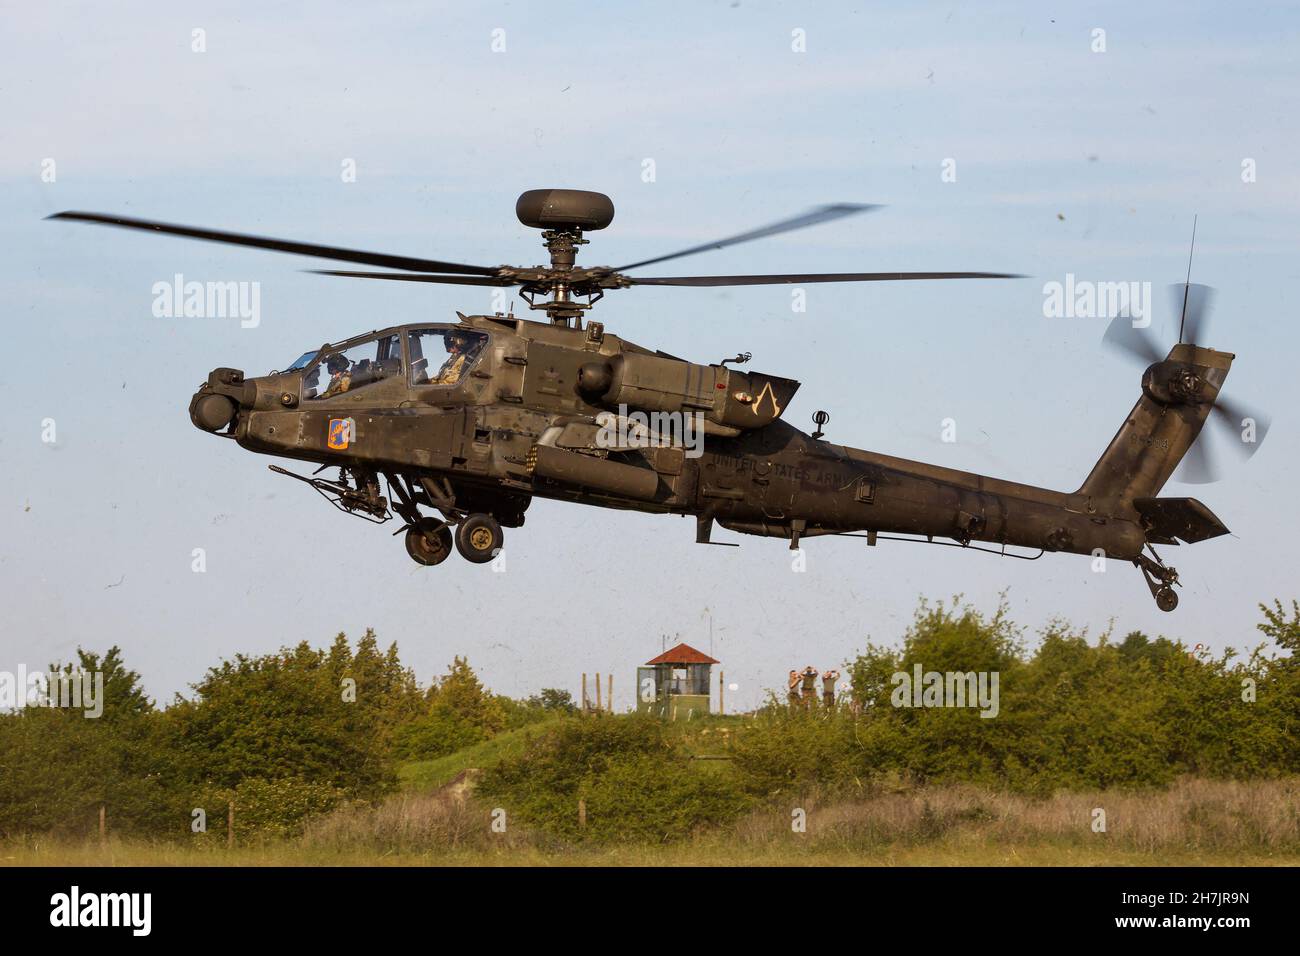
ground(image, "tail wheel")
xmin=405 ymin=519 xmax=453 ymax=566
xmin=455 ymin=514 xmax=503 ymax=564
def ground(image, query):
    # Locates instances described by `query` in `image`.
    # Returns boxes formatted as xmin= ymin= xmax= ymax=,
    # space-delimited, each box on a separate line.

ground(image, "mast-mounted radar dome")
xmin=516 ymin=189 xmax=615 ymax=231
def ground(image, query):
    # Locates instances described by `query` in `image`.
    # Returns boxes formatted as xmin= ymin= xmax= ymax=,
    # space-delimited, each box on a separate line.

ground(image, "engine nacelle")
xmin=577 ymin=352 xmax=799 ymax=430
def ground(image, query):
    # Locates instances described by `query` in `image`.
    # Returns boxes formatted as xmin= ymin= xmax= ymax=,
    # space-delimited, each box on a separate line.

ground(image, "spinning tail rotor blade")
xmin=1174 ymin=435 xmax=1219 ymax=485
xmin=1211 ymin=396 xmax=1270 ymax=461
xmin=1101 ymin=313 xmax=1163 ymax=366
xmin=1170 ymin=282 xmax=1216 ymax=345
xmin=1172 ymin=395 xmax=1270 ymax=485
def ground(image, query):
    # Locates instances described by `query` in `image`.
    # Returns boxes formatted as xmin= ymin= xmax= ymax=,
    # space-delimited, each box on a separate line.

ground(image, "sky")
xmin=2 ymin=1 xmax=1298 ymax=710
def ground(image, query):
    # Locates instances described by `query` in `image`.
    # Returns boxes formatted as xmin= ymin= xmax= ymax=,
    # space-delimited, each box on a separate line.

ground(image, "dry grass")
xmin=299 ymin=770 xmax=526 ymax=854
xmin=733 ymin=777 xmax=1300 ymax=855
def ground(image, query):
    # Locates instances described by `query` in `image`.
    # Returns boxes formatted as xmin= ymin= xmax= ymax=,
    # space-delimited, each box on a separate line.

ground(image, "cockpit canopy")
xmin=285 ymin=351 xmax=315 ymax=372
xmin=295 ymin=326 xmax=489 ymax=400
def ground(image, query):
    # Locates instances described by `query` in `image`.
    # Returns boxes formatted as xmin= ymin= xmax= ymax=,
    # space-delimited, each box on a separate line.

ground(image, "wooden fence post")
xmin=719 ymin=670 xmax=725 ymax=715
xmin=98 ymin=804 xmax=106 ymax=845
xmin=595 ymin=672 xmax=602 ymax=711
xmin=227 ymin=801 xmax=234 ymax=848
xmin=607 ymin=673 xmax=613 ymax=713
xmin=581 ymin=673 xmax=588 ymax=712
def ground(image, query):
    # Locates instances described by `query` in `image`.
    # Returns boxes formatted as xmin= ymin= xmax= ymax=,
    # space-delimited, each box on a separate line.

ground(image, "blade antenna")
xmin=1179 ymin=214 xmax=1198 ymax=343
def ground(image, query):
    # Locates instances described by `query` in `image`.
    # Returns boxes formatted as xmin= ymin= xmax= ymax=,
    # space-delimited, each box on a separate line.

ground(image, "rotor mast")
xmin=537 ymin=227 xmax=590 ymax=325
xmin=515 ymin=189 xmax=615 ymax=327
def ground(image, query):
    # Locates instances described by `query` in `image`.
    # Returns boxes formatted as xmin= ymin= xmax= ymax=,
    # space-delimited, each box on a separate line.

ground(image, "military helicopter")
xmin=48 ymin=191 xmax=1266 ymax=610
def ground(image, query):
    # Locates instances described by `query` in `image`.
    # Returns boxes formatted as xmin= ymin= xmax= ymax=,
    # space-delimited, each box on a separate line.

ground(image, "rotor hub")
xmin=513 ymin=191 xmax=616 ymax=325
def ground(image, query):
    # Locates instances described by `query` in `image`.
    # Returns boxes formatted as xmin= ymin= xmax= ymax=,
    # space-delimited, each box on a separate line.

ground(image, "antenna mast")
xmin=1178 ymin=215 xmax=1198 ymax=343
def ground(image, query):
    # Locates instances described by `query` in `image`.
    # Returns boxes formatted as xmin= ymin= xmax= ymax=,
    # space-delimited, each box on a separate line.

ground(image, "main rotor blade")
xmin=627 ymin=271 xmax=1022 ymax=287
xmin=47 ymin=211 xmax=500 ymax=276
xmin=614 ymin=203 xmax=880 ymax=271
xmin=1211 ymin=396 xmax=1270 ymax=459
xmin=308 ymin=270 xmax=517 ymax=286
xmin=1170 ymin=282 xmax=1215 ymax=345
xmin=1101 ymin=313 xmax=1163 ymax=366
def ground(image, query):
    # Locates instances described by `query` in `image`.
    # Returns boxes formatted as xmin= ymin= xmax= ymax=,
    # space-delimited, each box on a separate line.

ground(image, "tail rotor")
xmin=1100 ymin=273 xmax=1269 ymax=484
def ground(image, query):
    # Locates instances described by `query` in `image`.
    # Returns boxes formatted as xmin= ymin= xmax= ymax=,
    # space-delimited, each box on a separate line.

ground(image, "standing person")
xmin=787 ymin=670 xmax=801 ymax=709
xmin=822 ymin=669 xmax=840 ymax=709
xmin=801 ymin=665 xmax=818 ymax=710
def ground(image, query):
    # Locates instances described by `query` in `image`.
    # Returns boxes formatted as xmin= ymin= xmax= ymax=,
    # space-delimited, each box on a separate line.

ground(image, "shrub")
xmin=196 ymin=777 xmax=346 ymax=840
xmin=479 ymin=716 xmax=751 ymax=843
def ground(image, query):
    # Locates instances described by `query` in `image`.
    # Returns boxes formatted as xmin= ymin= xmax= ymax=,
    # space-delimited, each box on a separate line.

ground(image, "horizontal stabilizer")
xmin=1133 ymin=497 xmax=1230 ymax=545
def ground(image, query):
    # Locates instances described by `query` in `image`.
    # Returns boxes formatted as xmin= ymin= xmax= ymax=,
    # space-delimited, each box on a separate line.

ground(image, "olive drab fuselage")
xmin=190 ymin=310 xmax=1232 ymax=605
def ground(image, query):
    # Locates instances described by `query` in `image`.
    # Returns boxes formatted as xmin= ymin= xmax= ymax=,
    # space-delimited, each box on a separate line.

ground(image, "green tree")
xmin=0 ymin=647 xmax=182 ymax=838
xmin=165 ymin=636 xmax=403 ymax=808
xmin=393 ymin=657 xmax=507 ymax=759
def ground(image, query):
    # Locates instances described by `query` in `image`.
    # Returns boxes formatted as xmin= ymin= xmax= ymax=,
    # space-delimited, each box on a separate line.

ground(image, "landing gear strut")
xmin=379 ymin=473 xmax=514 ymax=568
xmin=1134 ymin=546 xmax=1180 ymax=612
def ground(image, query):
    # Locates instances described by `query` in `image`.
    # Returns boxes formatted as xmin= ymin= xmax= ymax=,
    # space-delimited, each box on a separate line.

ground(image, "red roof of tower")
xmin=644 ymin=642 xmax=719 ymax=666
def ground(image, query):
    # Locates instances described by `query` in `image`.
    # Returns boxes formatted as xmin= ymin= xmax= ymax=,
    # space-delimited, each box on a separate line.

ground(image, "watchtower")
xmin=636 ymin=642 xmax=719 ymax=718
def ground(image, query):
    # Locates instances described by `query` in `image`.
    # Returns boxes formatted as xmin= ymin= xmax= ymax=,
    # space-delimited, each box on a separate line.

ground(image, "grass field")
xmin=396 ymin=719 xmax=562 ymax=790
xmin=396 ymin=715 xmax=745 ymax=791
xmin=3 ymin=838 xmax=1296 ymax=867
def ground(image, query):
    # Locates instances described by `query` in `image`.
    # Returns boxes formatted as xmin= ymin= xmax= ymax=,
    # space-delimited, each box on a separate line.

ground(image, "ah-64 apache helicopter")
xmin=49 ymin=191 xmax=1267 ymax=610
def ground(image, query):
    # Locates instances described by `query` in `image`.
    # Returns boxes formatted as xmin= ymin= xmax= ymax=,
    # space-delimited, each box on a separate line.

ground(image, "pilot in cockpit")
xmin=319 ymin=352 xmax=352 ymax=398
xmin=432 ymin=330 xmax=476 ymax=385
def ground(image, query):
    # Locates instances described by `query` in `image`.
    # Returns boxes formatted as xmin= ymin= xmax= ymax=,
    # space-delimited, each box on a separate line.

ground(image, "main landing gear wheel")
xmin=455 ymin=513 xmax=503 ymax=564
xmin=405 ymin=518 xmax=453 ymax=566
xmin=1155 ymin=587 xmax=1179 ymax=612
